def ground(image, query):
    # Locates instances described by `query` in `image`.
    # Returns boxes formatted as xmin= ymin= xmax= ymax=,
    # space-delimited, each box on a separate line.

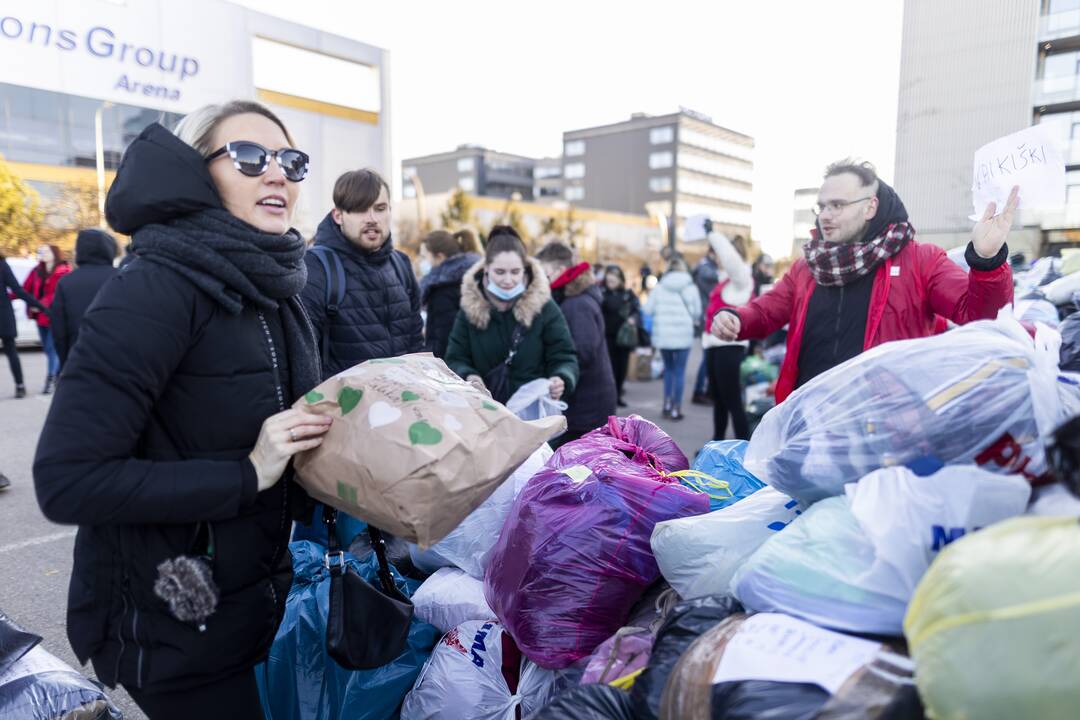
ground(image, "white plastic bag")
xmin=732 ymin=466 xmax=1031 ymax=635
xmin=412 ymin=568 xmax=496 ymax=634
xmin=506 ymin=379 xmax=567 ymax=422
xmin=400 ymin=621 xmax=555 ymax=720
xmin=651 ymin=487 xmax=802 ymax=600
xmin=846 ymin=466 xmax=1031 ymax=600
xmin=410 ymin=444 xmax=553 ymax=578
xmin=1015 ymin=297 xmax=1060 ymax=328
xmin=745 ymin=312 xmax=1065 ymax=506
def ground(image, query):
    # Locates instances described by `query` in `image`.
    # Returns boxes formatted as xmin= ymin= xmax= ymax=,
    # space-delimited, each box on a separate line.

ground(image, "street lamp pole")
xmin=94 ymin=102 xmax=113 ymax=229
xmin=406 ymin=170 xmax=427 ymax=232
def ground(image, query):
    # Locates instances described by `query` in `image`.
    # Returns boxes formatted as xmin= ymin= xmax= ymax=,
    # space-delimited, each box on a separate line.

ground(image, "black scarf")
xmin=132 ymin=208 xmax=321 ymax=401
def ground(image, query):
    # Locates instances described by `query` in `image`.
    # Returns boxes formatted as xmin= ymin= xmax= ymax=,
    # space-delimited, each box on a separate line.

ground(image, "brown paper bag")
xmin=293 ymin=353 xmax=566 ymax=548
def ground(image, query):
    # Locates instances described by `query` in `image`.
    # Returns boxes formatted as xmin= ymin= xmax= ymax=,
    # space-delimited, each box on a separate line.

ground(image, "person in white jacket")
xmin=700 ymin=223 xmax=754 ymax=439
xmin=644 ymin=257 xmax=702 ymax=420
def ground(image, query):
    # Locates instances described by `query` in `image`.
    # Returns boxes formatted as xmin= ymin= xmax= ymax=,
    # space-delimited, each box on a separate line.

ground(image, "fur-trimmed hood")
xmin=561 ymin=269 xmax=597 ymax=299
xmin=459 ymin=256 xmax=551 ymax=330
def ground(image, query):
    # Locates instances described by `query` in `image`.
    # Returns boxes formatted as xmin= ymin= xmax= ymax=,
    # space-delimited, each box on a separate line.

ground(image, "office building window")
xmin=402 ymin=165 xmax=417 ymax=178
xmin=650 ymin=126 xmax=675 ymax=144
xmin=565 ymin=186 xmax=585 ymax=201
xmin=564 ymin=140 xmax=585 ymax=156
xmin=457 ymin=157 xmax=475 ymax=172
xmin=649 ymin=176 xmax=673 ymax=193
xmin=403 ymin=184 xmax=416 ymax=198
xmin=459 ymin=176 xmax=475 ymax=192
xmin=535 ymin=165 xmax=562 ymax=179
xmin=649 ymin=151 xmax=674 ymax=169
xmin=564 ymin=162 xmax=586 ymax=179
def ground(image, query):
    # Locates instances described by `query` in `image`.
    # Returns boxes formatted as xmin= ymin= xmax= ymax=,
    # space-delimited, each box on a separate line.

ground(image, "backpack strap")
xmin=307 ymin=246 xmax=346 ymax=363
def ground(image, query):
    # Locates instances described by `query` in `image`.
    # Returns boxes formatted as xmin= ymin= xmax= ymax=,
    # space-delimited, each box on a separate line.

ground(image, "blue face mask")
xmin=487 ymin=279 xmax=526 ymax=302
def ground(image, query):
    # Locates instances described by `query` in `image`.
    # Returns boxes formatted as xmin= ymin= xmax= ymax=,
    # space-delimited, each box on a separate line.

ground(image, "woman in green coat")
xmin=446 ymin=226 xmax=579 ymax=404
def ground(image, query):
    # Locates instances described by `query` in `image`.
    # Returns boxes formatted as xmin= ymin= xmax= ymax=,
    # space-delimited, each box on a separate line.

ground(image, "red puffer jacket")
xmin=735 ymin=240 xmax=1013 ymax=402
xmin=23 ymin=262 xmax=71 ymax=328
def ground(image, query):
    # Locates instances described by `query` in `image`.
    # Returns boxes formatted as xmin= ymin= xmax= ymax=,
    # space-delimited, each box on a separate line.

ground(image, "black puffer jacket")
xmin=301 ymin=214 xmax=423 ymax=378
xmin=421 ymin=252 xmax=481 ymax=359
xmin=34 ymin=123 xmax=299 ymax=694
xmin=52 ymin=228 xmax=117 ymax=368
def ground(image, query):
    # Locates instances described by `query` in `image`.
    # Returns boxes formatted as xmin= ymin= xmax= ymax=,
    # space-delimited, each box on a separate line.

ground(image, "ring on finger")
xmin=289 ymin=429 xmax=297 ymax=443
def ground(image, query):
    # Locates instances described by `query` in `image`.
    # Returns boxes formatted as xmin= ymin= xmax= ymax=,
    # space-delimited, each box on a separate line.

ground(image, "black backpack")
xmin=307 ymin=245 xmax=412 ymax=365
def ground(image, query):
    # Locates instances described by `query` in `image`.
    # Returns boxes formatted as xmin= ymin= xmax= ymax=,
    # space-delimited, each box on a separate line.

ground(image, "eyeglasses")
xmin=206 ymin=141 xmax=310 ymax=182
xmin=813 ymin=196 xmax=874 ymax=217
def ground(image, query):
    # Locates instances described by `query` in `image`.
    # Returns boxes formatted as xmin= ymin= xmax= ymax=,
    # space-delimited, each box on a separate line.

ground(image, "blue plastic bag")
xmin=256 ymin=541 xmax=439 ymax=720
xmin=689 ymin=441 xmax=766 ymax=511
xmin=291 ymin=504 xmax=368 ymax=548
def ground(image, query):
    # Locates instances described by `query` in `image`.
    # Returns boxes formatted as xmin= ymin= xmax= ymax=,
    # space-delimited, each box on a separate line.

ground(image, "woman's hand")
xmin=248 ymin=409 xmax=332 ymax=492
xmin=549 ymin=376 xmax=566 ymax=400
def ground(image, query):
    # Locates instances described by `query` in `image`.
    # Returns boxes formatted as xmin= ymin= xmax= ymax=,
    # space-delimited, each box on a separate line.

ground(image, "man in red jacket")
xmin=712 ymin=159 xmax=1017 ymax=402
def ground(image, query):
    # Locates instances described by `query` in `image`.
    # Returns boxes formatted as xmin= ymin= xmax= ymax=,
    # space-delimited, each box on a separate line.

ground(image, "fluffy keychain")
xmin=153 ymin=522 xmax=219 ymax=632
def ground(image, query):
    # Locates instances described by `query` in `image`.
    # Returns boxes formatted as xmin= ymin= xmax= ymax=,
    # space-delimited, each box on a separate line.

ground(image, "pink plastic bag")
xmin=484 ymin=416 xmax=709 ymax=669
xmin=579 ymin=627 xmax=654 ymax=684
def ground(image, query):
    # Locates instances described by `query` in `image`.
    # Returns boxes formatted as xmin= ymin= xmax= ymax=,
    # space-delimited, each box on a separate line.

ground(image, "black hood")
xmin=105 ymin=122 xmax=223 ymax=235
xmin=313 ymin=212 xmax=395 ymax=265
xmin=814 ymin=178 xmax=909 ymax=244
xmin=74 ymin=229 xmax=117 ymax=266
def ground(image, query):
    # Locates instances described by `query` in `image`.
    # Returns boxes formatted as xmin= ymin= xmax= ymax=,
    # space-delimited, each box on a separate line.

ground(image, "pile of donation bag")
xmin=261 ymin=315 xmax=1080 ymax=718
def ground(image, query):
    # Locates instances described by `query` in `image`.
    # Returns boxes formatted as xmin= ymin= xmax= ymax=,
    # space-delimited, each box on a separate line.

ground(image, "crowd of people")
xmin=0 ymin=97 xmax=1022 ymax=718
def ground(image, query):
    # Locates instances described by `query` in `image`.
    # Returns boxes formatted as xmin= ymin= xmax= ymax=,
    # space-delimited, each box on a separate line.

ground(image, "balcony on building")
xmin=1041 ymin=2 xmax=1080 ymax=44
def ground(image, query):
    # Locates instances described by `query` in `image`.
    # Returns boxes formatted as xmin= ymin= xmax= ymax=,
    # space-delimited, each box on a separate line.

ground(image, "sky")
xmin=232 ymin=0 xmax=905 ymax=258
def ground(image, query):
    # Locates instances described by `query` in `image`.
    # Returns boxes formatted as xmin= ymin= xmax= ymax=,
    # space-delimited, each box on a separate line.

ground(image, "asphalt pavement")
xmin=0 ymin=343 xmax=716 ymax=719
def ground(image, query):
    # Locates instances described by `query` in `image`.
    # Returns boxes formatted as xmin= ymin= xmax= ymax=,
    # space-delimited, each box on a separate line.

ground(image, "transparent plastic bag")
xmin=745 ymin=313 xmax=1065 ymax=506
xmin=505 ymin=378 xmax=567 ymax=422
xmin=484 ymin=417 xmax=708 ymax=669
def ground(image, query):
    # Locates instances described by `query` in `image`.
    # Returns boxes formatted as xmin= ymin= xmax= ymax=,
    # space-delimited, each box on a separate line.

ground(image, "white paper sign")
xmin=711 ymin=613 xmax=881 ymax=694
xmin=683 ymin=214 xmax=710 ymax=242
xmin=971 ymin=125 xmax=1066 ymax=220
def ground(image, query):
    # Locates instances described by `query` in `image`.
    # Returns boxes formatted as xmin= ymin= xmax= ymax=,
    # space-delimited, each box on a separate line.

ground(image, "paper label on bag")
xmin=561 ymin=465 xmax=592 ymax=484
xmin=971 ymin=125 xmax=1065 ymax=220
xmin=711 ymin=614 xmax=880 ymax=694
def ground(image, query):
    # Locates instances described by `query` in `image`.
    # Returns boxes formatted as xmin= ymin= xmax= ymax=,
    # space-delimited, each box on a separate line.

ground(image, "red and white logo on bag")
xmin=441 ymin=627 xmax=469 ymax=656
xmin=975 ymin=432 xmax=1053 ymax=485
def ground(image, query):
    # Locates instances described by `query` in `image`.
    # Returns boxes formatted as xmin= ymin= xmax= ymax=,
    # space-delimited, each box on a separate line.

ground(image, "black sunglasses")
xmin=206 ymin=141 xmax=310 ymax=182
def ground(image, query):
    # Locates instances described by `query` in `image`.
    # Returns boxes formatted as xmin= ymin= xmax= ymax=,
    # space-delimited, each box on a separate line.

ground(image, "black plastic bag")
xmin=660 ymin=613 xmax=923 ymax=720
xmin=1062 ymin=313 xmax=1080 ymax=373
xmin=532 ymin=683 xmax=635 ymax=720
xmin=0 ymin=645 xmax=122 ymax=719
xmin=1048 ymin=414 xmax=1080 ymax=498
xmin=630 ymin=594 xmax=743 ymax=720
xmin=0 ymin=612 xmax=40 ymax=677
